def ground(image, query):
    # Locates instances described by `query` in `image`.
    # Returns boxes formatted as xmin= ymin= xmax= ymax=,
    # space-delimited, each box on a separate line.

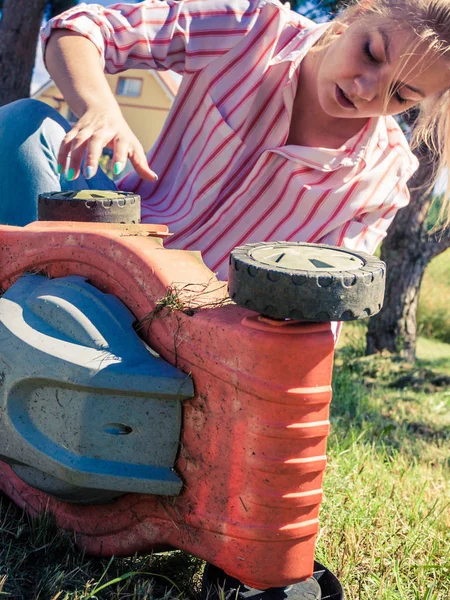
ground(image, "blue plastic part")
xmin=0 ymin=274 xmax=194 ymax=496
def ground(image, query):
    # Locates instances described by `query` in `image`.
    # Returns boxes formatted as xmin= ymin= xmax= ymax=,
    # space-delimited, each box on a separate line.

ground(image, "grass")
xmin=2 ymin=251 xmax=450 ymax=599
xmin=418 ymin=249 xmax=450 ymax=344
xmin=319 ymin=323 xmax=450 ymax=599
xmin=0 ymin=505 xmax=203 ymax=599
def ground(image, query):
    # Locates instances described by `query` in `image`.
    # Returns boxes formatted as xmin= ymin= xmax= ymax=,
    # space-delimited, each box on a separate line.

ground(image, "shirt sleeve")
xmin=317 ymin=167 xmax=415 ymax=256
xmin=41 ymin=0 xmax=267 ymax=75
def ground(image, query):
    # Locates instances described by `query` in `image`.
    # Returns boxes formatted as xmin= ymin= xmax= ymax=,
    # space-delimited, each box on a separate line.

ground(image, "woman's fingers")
xmin=68 ymin=129 xmax=97 ymax=179
xmin=112 ymin=132 xmax=157 ymax=181
xmin=84 ymin=134 xmax=107 ymax=179
xmin=58 ymin=125 xmax=99 ymax=180
xmin=129 ymin=142 xmax=158 ymax=182
xmin=112 ymin=136 xmax=129 ymax=177
xmin=57 ymin=127 xmax=80 ymax=176
xmin=57 ymin=113 xmax=158 ymax=183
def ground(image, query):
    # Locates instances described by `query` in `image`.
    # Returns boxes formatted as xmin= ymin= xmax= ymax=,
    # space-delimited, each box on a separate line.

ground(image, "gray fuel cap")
xmin=38 ymin=190 xmax=141 ymax=223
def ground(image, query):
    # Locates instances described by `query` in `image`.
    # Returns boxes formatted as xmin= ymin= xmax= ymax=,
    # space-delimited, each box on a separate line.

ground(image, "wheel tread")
xmin=228 ymin=242 xmax=386 ymax=322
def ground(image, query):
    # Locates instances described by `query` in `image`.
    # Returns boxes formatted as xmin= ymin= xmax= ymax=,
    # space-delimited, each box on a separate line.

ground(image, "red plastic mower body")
xmin=0 ymin=221 xmax=334 ymax=589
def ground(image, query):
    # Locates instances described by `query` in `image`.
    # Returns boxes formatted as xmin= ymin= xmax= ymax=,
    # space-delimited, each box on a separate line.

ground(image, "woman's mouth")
xmin=335 ymin=85 xmax=356 ymax=109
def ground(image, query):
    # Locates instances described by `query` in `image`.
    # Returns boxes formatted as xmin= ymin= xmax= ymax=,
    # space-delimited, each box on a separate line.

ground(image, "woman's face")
xmin=315 ymin=15 xmax=450 ymax=119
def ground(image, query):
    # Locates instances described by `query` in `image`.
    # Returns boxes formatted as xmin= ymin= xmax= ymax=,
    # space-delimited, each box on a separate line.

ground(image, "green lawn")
xmin=318 ymin=324 xmax=450 ymax=599
xmin=418 ymin=249 xmax=450 ymax=344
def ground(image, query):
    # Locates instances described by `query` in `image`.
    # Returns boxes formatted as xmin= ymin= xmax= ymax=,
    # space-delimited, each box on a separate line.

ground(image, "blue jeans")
xmin=0 ymin=99 xmax=117 ymax=226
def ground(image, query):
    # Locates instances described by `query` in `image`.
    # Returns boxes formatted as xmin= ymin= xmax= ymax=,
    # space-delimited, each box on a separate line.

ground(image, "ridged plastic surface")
xmin=38 ymin=190 xmax=141 ymax=223
xmin=0 ymin=221 xmax=334 ymax=589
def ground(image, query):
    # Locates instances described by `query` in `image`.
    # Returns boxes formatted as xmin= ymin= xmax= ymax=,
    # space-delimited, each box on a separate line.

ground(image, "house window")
xmin=116 ymin=77 xmax=143 ymax=97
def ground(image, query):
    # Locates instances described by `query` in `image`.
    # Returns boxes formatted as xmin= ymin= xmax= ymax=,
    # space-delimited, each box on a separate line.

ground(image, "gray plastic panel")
xmin=0 ymin=274 xmax=194 ymax=496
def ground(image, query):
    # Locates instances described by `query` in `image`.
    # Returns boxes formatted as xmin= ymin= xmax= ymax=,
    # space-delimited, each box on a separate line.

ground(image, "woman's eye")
xmin=364 ymin=41 xmax=378 ymax=63
xmin=395 ymin=91 xmax=408 ymax=105
xmin=389 ymin=85 xmax=409 ymax=105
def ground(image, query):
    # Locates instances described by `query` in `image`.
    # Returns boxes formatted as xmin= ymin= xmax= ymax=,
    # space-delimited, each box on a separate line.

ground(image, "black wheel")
xmin=201 ymin=561 xmax=344 ymax=600
xmin=202 ymin=563 xmax=321 ymax=600
xmin=228 ymin=242 xmax=385 ymax=322
xmin=38 ymin=190 xmax=141 ymax=224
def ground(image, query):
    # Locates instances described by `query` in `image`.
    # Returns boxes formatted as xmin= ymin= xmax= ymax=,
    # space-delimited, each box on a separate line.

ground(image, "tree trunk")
xmin=0 ymin=0 xmax=46 ymax=107
xmin=366 ymin=151 xmax=450 ymax=362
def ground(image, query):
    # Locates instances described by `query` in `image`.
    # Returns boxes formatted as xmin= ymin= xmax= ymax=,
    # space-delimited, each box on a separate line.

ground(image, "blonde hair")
xmin=328 ymin=1 xmax=450 ymax=227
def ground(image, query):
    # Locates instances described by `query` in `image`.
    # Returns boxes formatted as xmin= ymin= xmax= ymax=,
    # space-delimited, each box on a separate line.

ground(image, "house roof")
xmin=153 ymin=70 xmax=180 ymax=98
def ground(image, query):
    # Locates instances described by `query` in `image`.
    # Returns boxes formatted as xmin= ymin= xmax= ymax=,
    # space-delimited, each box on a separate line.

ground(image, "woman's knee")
xmin=0 ymin=98 xmax=70 ymax=142
xmin=1 ymin=98 xmax=67 ymax=124
xmin=0 ymin=98 xmax=72 ymax=171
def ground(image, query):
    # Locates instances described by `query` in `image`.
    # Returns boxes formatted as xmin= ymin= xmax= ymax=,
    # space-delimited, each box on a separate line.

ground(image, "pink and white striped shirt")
xmin=42 ymin=0 xmax=419 ymax=280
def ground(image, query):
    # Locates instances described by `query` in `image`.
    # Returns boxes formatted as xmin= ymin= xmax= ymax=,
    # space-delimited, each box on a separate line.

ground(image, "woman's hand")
xmin=45 ymin=31 xmax=158 ymax=182
xmin=58 ymin=107 xmax=158 ymax=181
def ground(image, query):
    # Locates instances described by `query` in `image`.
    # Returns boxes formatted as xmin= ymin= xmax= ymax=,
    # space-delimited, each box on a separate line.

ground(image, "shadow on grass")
xmin=416 ymin=356 xmax=450 ymax=371
xmin=330 ymin=342 xmax=450 ymax=462
xmin=0 ymin=492 xmax=203 ymax=600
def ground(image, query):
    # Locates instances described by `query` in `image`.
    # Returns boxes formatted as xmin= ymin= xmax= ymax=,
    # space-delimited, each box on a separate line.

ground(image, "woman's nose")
xmin=353 ymin=73 xmax=379 ymax=102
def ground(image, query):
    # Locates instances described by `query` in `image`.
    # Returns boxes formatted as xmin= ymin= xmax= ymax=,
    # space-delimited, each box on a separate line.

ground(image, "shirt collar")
xmin=273 ymin=116 xmax=388 ymax=174
xmin=271 ymin=20 xmax=332 ymax=69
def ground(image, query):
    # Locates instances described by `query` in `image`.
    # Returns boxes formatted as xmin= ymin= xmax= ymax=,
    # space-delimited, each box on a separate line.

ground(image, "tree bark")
xmin=366 ymin=151 xmax=450 ymax=362
xmin=0 ymin=0 xmax=46 ymax=107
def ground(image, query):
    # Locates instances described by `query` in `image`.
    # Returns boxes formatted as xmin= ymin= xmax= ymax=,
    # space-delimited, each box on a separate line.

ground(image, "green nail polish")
xmin=57 ymin=164 xmax=62 ymax=174
xmin=113 ymin=162 xmax=123 ymax=176
xmin=67 ymin=168 xmax=75 ymax=181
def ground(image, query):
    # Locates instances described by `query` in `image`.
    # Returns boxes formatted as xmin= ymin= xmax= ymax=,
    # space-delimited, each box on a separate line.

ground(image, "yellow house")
xmin=32 ymin=69 xmax=179 ymax=153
